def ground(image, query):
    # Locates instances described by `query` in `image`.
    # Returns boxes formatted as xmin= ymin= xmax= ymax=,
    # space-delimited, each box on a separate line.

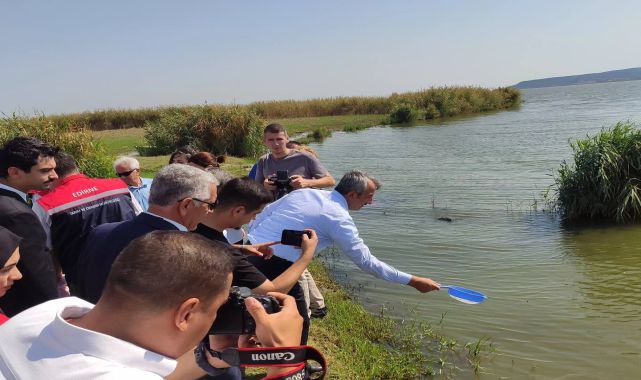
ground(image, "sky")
xmin=1 ymin=0 xmax=640 ymax=115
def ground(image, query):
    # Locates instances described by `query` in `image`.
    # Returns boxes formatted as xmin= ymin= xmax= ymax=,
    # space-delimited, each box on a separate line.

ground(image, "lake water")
xmin=310 ymin=81 xmax=641 ymax=379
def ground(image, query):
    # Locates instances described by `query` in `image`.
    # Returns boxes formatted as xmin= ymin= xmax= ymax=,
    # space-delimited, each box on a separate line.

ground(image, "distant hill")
xmin=514 ymin=67 xmax=641 ymax=89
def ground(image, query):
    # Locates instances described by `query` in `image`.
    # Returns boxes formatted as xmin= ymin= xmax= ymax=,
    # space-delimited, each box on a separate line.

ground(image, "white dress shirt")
xmin=248 ymin=189 xmax=412 ymax=285
xmin=0 ymin=297 xmax=176 ymax=379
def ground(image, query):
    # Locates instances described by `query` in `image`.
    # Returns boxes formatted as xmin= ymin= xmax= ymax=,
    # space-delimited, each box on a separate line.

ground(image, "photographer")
xmin=0 ymin=231 xmax=304 ymax=379
xmin=255 ymin=124 xmax=335 ymax=199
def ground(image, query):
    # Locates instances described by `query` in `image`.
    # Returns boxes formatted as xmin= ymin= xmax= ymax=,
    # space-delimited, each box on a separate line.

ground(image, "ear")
xmin=231 ymin=205 xmax=246 ymax=217
xmin=175 ymin=297 xmax=201 ymax=331
xmin=177 ymin=198 xmax=192 ymax=216
xmin=7 ymin=166 xmax=22 ymax=178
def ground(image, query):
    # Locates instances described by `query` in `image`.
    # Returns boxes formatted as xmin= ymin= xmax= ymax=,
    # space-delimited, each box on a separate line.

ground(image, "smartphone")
xmin=280 ymin=229 xmax=311 ymax=247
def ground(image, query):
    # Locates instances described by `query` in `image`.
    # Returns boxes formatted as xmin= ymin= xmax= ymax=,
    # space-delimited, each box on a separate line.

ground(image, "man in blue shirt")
xmin=114 ymin=156 xmax=152 ymax=211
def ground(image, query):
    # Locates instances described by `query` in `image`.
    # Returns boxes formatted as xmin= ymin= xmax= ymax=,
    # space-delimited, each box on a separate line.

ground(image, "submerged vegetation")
xmin=553 ymin=121 xmax=641 ymax=223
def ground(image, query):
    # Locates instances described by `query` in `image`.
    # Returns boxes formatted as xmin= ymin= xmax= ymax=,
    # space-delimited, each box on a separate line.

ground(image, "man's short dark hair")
xmin=54 ymin=152 xmax=79 ymax=178
xmin=263 ymin=123 xmax=287 ymax=135
xmin=0 ymin=137 xmax=59 ymax=178
xmin=216 ymin=177 xmax=273 ymax=212
xmin=103 ymin=231 xmax=233 ymax=310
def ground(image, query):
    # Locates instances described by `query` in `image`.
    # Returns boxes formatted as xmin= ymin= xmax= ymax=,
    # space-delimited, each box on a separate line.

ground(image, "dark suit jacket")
xmin=76 ymin=212 xmax=179 ymax=303
xmin=0 ymin=188 xmax=58 ymax=316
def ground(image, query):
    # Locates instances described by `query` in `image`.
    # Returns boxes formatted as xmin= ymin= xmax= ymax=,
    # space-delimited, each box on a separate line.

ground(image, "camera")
xmin=280 ymin=229 xmax=312 ymax=247
xmin=268 ymin=170 xmax=292 ymax=199
xmin=209 ymin=286 xmax=281 ymax=335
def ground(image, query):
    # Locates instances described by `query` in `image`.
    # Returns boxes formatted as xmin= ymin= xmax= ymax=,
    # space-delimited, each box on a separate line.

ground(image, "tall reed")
xmin=554 ymin=121 xmax=641 ymax=223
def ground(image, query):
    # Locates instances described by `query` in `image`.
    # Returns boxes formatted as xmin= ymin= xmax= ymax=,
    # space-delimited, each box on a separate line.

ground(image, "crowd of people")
xmin=0 ymin=124 xmax=440 ymax=379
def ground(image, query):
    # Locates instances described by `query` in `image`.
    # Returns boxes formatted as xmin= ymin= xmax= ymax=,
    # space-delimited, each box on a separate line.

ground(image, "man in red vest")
xmin=32 ymin=152 xmax=139 ymax=291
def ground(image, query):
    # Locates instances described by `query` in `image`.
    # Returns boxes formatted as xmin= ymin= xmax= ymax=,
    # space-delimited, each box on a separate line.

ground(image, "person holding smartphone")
xmin=248 ymin=170 xmax=441 ymax=344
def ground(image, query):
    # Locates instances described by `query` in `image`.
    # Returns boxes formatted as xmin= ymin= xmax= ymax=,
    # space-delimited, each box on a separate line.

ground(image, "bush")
xmin=141 ymin=105 xmax=265 ymax=158
xmin=0 ymin=114 xmax=112 ymax=178
xmin=554 ymin=121 xmax=641 ymax=223
xmin=389 ymin=103 xmax=419 ymax=123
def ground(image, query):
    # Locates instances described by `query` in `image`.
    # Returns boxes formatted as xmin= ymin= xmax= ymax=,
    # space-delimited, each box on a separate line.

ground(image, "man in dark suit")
xmin=0 ymin=137 xmax=60 ymax=316
xmin=76 ymin=164 xmax=219 ymax=303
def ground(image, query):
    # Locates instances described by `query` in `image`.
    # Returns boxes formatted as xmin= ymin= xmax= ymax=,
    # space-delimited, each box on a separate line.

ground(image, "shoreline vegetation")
xmin=0 ymin=86 xmax=516 ymax=378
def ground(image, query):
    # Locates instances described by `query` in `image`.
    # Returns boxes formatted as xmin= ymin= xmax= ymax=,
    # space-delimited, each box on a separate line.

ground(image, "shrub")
xmin=554 ymin=121 xmax=641 ymax=223
xmin=141 ymin=105 xmax=265 ymax=158
xmin=0 ymin=114 xmax=112 ymax=178
xmin=389 ymin=103 xmax=419 ymax=123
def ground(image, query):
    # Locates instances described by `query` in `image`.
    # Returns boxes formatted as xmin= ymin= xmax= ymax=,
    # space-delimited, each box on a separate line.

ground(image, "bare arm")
xmin=252 ymin=229 xmax=318 ymax=295
xmin=289 ymin=175 xmax=336 ymax=190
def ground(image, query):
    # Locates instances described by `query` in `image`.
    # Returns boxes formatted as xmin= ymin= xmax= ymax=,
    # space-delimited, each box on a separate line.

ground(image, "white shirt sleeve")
xmin=326 ymin=212 xmax=412 ymax=285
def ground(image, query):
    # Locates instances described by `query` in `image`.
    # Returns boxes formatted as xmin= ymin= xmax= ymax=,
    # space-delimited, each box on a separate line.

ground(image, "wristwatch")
xmin=194 ymin=341 xmax=230 ymax=376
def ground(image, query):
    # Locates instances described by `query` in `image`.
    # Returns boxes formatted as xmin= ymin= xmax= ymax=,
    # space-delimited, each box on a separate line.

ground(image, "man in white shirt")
xmin=0 ymin=231 xmax=303 ymax=380
xmin=248 ymin=170 xmax=441 ymax=343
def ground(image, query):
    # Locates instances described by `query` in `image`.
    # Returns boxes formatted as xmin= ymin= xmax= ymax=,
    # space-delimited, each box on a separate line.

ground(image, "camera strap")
xmin=205 ymin=343 xmax=326 ymax=380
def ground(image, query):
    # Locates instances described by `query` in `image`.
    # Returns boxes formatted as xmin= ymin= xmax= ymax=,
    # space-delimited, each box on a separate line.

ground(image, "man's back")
xmin=34 ymin=174 xmax=136 ymax=286
xmin=0 ymin=297 xmax=175 ymax=380
xmin=248 ymin=189 xmax=346 ymax=261
xmin=76 ymin=213 xmax=178 ymax=303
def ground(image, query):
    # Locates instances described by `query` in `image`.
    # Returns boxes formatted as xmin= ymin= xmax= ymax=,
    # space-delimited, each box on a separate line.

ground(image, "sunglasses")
xmin=117 ymin=169 xmax=139 ymax=177
xmin=192 ymin=198 xmax=218 ymax=211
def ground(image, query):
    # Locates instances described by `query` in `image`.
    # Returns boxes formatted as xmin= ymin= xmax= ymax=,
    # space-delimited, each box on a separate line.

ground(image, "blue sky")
xmin=1 ymin=0 xmax=640 ymax=114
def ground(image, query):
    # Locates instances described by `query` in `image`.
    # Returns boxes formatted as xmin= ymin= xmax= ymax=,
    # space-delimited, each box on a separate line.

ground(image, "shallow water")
xmin=310 ymin=81 xmax=641 ymax=379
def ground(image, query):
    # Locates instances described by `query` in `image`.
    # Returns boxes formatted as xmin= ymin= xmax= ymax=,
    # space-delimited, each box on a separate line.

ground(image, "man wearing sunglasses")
xmin=113 ymin=156 xmax=153 ymax=211
xmin=76 ymin=164 xmax=219 ymax=304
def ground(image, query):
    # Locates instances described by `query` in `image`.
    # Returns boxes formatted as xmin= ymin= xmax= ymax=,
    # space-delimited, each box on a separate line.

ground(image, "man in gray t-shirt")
xmin=256 ymin=123 xmax=335 ymax=196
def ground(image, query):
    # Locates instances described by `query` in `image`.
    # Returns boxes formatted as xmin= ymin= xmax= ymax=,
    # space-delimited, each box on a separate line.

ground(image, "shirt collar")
xmin=56 ymin=173 xmax=87 ymax=187
xmin=50 ymin=298 xmax=176 ymax=376
xmin=0 ymin=183 xmax=28 ymax=203
xmin=330 ymin=190 xmax=349 ymax=211
xmin=144 ymin=211 xmax=188 ymax=231
xmin=129 ymin=178 xmax=150 ymax=191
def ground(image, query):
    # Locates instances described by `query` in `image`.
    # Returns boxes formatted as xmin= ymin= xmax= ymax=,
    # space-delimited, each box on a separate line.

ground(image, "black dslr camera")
xmin=209 ymin=286 xmax=281 ymax=335
xmin=268 ymin=170 xmax=292 ymax=199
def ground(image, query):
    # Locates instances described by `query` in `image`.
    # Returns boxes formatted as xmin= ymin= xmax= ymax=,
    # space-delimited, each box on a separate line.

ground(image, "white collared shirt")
xmin=0 ymin=183 xmax=28 ymax=203
xmin=0 ymin=297 xmax=177 ymax=379
xmin=248 ymin=189 xmax=412 ymax=285
xmin=144 ymin=211 xmax=188 ymax=231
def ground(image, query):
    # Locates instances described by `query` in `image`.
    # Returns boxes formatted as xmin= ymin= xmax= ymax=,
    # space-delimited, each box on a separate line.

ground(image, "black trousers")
xmin=247 ymin=255 xmax=310 ymax=344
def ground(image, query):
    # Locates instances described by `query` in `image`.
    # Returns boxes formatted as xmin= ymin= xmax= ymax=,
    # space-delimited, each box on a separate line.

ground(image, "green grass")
xmin=94 ymin=128 xmax=146 ymax=156
xmin=270 ymin=114 xmax=386 ymax=136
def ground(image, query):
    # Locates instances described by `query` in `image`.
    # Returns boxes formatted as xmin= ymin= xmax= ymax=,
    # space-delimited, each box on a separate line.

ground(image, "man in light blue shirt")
xmin=248 ymin=170 xmax=441 ymax=342
xmin=114 ymin=156 xmax=152 ymax=211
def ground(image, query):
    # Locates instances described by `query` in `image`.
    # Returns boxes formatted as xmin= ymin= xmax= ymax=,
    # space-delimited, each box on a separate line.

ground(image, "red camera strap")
xmin=206 ymin=344 xmax=326 ymax=380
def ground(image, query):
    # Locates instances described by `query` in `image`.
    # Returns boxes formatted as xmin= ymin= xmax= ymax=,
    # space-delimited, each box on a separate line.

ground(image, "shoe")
xmin=310 ymin=307 xmax=328 ymax=319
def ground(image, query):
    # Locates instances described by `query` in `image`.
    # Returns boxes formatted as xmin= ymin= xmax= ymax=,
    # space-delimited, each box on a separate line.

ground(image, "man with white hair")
xmin=114 ymin=156 xmax=153 ymax=211
xmin=76 ymin=164 xmax=219 ymax=303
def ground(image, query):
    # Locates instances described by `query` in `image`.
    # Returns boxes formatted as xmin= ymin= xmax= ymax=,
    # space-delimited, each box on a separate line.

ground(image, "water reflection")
xmin=309 ymin=81 xmax=641 ymax=378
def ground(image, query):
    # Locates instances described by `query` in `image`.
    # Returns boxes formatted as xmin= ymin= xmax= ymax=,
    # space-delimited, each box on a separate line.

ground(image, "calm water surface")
xmin=310 ymin=81 xmax=641 ymax=379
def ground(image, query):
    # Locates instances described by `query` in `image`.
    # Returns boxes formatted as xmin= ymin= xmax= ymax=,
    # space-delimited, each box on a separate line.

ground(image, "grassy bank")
xmin=40 ymin=87 xmax=520 ymax=133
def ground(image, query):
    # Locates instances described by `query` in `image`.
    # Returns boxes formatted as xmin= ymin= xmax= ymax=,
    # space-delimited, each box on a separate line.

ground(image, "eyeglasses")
xmin=192 ymin=198 xmax=218 ymax=211
xmin=117 ymin=169 xmax=139 ymax=177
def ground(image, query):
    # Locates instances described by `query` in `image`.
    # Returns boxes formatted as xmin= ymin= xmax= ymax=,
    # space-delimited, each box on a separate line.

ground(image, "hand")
xmin=263 ymin=178 xmax=277 ymax=191
xmin=289 ymin=175 xmax=308 ymax=189
xmin=408 ymin=276 xmax=441 ymax=293
xmin=239 ymin=241 xmax=278 ymax=259
xmin=300 ymin=229 xmax=318 ymax=258
xmin=246 ymin=292 xmax=302 ymax=347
